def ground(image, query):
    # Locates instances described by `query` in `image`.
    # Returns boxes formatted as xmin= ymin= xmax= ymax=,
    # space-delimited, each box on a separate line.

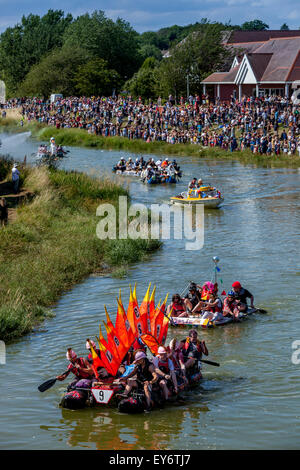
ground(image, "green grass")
xmin=0 ymin=162 xmax=161 ymax=342
xmin=0 ymin=154 xmax=14 ymax=180
xmin=38 ymin=127 xmax=300 ymax=168
xmin=1 ymin=116 xmax=299 ymax=168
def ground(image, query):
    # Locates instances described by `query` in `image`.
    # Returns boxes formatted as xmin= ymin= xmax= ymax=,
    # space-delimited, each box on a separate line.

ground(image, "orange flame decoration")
xmin=94 ymin=284 xmax=170 ymax=376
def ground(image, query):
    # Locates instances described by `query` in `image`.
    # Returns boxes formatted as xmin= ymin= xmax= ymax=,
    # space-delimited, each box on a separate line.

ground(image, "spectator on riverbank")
xmin=4 ymin=94 xmax=300 ymax=157
xmin=11 ymin=163 xmax=20 ymax=193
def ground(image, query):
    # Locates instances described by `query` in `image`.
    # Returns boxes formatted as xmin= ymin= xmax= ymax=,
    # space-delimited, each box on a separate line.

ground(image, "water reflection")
xmin=0 ymin=132 xmax=300 ymax=449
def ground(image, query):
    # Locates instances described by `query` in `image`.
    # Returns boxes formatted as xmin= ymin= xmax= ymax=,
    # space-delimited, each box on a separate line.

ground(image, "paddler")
xmin=56 ymin=348 xmax=94 ymax=387
xmin=181 ymin=329 xmax=208 ymax=372
xmin=188 ymin=177 xmax=198 ymax=190
xmin=184 ymin=283 xmax=202 ymax=313
xmin=152 ymin=346 xmax=178 ymax=396
xmin=166 ymin=294 xmax=188 ymax=317
xmin=161 ymin=157 xmax=169 ymax=168
xmin=223 ymin=291 xmax=241 ymax=319
xmin=231 ymin=281 xmax=255 ymax=312
xmin=118 ymin=351 xmax=158 ymax=412
xmin=201 ymin=293 xmax=224 ymax=322
xmin=167 ymin=338 xmax=188 ymax=385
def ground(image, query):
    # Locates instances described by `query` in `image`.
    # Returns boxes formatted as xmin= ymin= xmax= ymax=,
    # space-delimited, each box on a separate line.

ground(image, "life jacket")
xmin=170 ymin=351 xmax=182 ymax=370
xmin=206 ymin=298 xmax=222 ymax=313
xmin=172 ymin=301 xmax=185 ymax=316
xmin=184 ymin=338 xmax=201 ymax=354
xmin=68 ymin=357 xmax=91 ymax=379
xmin=156 ymin=358 xmax=170 ymax=374
xmin=136 ymin=358 xmax=154 ymax=383
xmin=201 ymin=288 xmax=211 ymax=300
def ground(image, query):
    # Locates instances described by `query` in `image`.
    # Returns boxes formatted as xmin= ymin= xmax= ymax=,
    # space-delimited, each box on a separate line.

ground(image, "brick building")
xmin=201 ymin=30 xmax=300 ymax=101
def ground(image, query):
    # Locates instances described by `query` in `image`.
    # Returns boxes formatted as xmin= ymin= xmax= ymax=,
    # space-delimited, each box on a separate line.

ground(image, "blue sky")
xmin=0 ymin=0 xmax=299 ymax=32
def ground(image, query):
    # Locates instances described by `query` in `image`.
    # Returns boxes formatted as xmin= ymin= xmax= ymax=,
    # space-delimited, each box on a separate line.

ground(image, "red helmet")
xmin=232 ymin=281 xmax=241 ymax=289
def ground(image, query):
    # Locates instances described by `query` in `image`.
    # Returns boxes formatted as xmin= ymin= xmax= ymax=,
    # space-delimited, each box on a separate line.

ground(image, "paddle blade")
xmin=38 ymin=377 xmax=57 ymax=392
xmin=258 ymin=308 xmax=267 ymax=314
xmin=201 ymin=359 xmax=220 ymax=367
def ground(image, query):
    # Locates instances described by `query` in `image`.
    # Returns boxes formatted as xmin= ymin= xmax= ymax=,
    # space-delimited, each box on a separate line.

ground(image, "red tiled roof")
xmin=227 ymin=30 xmax=300 ymax=44
xmin=255 ymin=37 xmax=300 ymax=81
xmin=202 ymin=35 xmax=300 ymax=84
xmin=203 ymin=66 xmax=240 ymax=83
xmin=247 ymin=53 xmax=272 ymax=81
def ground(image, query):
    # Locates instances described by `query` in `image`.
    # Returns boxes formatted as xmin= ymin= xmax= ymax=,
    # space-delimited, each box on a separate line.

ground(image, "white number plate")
xmin=91 ymin=388 xmax=114 ymax=404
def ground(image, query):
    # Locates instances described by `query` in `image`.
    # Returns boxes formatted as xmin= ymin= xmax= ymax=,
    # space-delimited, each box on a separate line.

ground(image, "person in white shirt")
xmin=152 ymin=346 xmax=178 ymax=396
xmin=50 ymin=137 xmax=56 ymax=156
xmin=12 ymin=163 xmax=20 ymax=193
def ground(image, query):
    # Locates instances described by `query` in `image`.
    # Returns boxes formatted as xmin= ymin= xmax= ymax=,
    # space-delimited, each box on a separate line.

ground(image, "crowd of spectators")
xmin=2 ymin=94 xmax=300 ymax=156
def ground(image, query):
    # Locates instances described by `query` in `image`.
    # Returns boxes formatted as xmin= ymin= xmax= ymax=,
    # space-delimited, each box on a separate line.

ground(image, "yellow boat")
xmin=170 ymin=186 xmax=224 ymax=208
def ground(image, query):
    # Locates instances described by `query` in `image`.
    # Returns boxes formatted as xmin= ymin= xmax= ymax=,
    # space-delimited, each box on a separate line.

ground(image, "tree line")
xmin=0 ymin=10 xmax=296 ymax=100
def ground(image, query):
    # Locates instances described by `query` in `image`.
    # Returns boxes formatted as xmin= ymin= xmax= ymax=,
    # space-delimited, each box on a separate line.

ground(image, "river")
xmin=0 ymin=132 xmax=299 ymax=449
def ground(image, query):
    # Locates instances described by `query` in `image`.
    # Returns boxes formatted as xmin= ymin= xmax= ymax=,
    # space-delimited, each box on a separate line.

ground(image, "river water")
xmin=0 ymin=132 xmax=300 ymax=450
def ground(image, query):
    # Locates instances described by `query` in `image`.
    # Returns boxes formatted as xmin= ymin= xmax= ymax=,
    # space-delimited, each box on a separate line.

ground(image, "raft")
xmin=170 ymin=187 xmax=223 ymax=208
xmin=114 ymin=169 xmax=141 ymax=177
xmin=60 ymin=365 xmax=202 ymax=413
xmin=170 ymin=308 xmax=258 ymax=329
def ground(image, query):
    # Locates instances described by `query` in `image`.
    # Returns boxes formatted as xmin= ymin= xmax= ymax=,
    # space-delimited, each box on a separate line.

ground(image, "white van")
xmin=50 ymin=94 xmax=63 ymax=103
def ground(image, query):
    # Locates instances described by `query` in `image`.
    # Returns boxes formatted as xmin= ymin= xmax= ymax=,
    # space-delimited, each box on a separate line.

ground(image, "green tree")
xmin=139 ymin=44 xmax=162 ymax=62
xmin=17 ymin=46 xmax=90 ymax=97
xmin=124 ymin=58 xmax=159 ymax=99
xmin=280 ymin=23 xmax=289 ymax=30
xmin=139 ymin=31 xmax=159 ymax=47
xmin=63 ymin=10 xmax=142 ymax=80
xmin=0 ymin=9 xmax=73 ymax=95
xmin=74 ymin=58 xmax=120 ymax=96
xmin=241 ymin=19 xmax=269 ymax=30
xmin=155 ymin=23 xmax=232 ymax=99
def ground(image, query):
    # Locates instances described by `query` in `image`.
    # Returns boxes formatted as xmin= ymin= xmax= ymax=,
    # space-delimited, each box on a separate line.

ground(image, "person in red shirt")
xmin=57 ymin=348 xmax=94 ymax=385
xmin=223 ymin=291 xmax=240 ymax=319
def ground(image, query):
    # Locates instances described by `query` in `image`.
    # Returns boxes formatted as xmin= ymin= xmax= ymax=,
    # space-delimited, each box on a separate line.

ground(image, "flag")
xmin=149 ymin=286 xmax=157 ymax=334
xmin=96 ymin=331 xmax=118 ymax=376
xmin=159 ymin=302 xmax=171 ymax=345
xmin=156 ymin=294 xmax=169 ymax=344
xmin=139 ymin=282 xmax=151 ymax=334
xmin=151 ymin=299 xmax=161 ymax=336
xmin=104 ymin=305 xmax=127 ymax=363
xmin=115 ymin=290 xmax=135 ymax=349
xmin=88 ymin=340 xmax=102 ymax=378
xmin=140 ymin=333 xmax=160 ymax=355
xmin=99 ymin=324 xmax=109 ymax=350
xmin=127 ymin=284 xmax=143 ymax=337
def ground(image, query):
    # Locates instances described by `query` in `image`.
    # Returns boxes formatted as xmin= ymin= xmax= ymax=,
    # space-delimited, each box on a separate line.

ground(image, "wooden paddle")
xmin=38 ymin=370 xmax=68 ymax=392
xmin=257 ymin=308 xmax=267 ymax=314
xmin=200 ymin=359 xmax=220 ymax=367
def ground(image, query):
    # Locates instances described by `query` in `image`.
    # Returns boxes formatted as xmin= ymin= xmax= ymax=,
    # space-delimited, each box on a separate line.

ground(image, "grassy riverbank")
xmin=1 ymin=117 xmax=299 ymax=168
xmin=0 ymin=162 xmax=161 ymax=342
xmin=39 ymin=127 xmax=300 ymax=169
